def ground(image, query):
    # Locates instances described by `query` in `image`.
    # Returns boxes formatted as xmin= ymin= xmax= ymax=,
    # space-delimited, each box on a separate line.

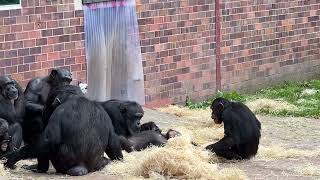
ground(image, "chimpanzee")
xmin=205 ymin=97 xmax=261 ymax=160
xmin=0 ymin=118 xmax=12 ymax=157
xmin=99 ymin=99 xmax=144 ymax=138
xmin=4 ymin=85 xmax=123 ymax=176
xmin=0 ymin=76 xmax=24 ymax=152
xmin=22 ymin=68 xmax=72 ymax=145
xmin=119 ymin=129 xmax=182 ymax=152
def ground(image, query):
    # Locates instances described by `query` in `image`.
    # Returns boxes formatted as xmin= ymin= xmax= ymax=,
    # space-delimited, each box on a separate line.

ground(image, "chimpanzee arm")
xmin=4 ymin=134 xmax=50 ymax=169
xmin=105 ymin=131 xmax=123 ymax=161
xmin=118 ymin=136 xmax=134 ymax=153
xmin=205 ymin=136 xmax=242 ymax=160
xmin=13 ymin=81 xmax=25 ymax=123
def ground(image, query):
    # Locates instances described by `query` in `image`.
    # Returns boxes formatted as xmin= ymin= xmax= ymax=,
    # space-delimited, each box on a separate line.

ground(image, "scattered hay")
xmin=245 ymin=98 xmax=298 ymax=113
xmin=103 ymin=128 xmax=247 ymax=180
xmin=257 ymin=145 xmax=320 ymax=160
xmin=293 ymin=163 xmax=320 ymax=176
xmin=157 ymin=105 xmax=224 ymax=145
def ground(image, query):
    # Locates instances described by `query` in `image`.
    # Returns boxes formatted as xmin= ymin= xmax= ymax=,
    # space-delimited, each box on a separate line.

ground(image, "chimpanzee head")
xmin=140 ymin=121 xmax=162 ymax=133
xmin=0 ymin=118 xmax=10 ymax=152
xmin=165 ymin=129 xmax=182 ymax=139
xmin=210 ymin=97 xmax=230 ymax=124
xmin=0 ymin=76 xmax=19 ymax=100
xmin=47 ymin=68 xmax=72 ymax=86
xmin=50 ymin=85 xmax=84 ymax=109
xmin=120 ymin=101 xmax=144 ymax=134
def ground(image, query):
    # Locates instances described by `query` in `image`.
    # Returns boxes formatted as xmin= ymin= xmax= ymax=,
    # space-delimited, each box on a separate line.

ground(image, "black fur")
xmin=0 ymin=76 xmax=24 ymax=152
xmin=22 ymin=68 xmax=72 ymax=145
xmin=140 ymin=121 xmax=162 ymax=133
xmin=205 ymin=97 xmax=261 ymax=160
xmin=119 ymin=129 xmax=181 ymax=152
xmin=4 ymin=85 xmax=123 ymax=176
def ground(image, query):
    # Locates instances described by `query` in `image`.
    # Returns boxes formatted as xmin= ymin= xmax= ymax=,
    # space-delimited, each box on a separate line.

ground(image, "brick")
xmin=47 ymin=21 xmax=58 ymax=28
xmin=54 ymin=59 xmax=64 ymax=67
xmin=0 ymin=42 xmax=10 ymax=50
xmin=36 ymin=54 xmax=47 ymax=61
xmin=18 ymin=64 xmax=30 ymax=72
xmin=5 ymin=66 xmax=17 ymax=74
xmin=59 ymin=35 xmax=70 ymax=42
xmin=5 ymin=34 xmax=16 ymax=41
xmin=22 ymin=8 xmax=35 ymax=15
xmin=0 ymin=59 xmax=11 ymax=67
xmin=30 ymin=47 xmax=41 ymax=55
xmin=4 ymin=17 xmax=16 ymax=25
xmin=23 ymin=23 xmax=34 ymax=31
xmin=18 ymin=48 xmax=30 ymax=56
xmin=11 ymin=25 xmax=22 ymax=33
xmin=0 ymin=11 xmax=9 ymax=18
xmin=30 ymin=62 xmax=41 ymax=70
xmin=54 ymin=44 xmax=64 ymax=51
xmin=41 ymin=61 xmax=53 ymax=68
xmin=53 ymin=28 xmax=63 ymax=35
xmin=46 ymin=6 xmax=57 ymax=13
xmin=23 ymin=39 xmax=36 ymax=47
xmin=35 ymin=7 xmax=45 ymax=14
xmin=71 ymin=64 xmax=81 ymax=71
xmin=65 ymin=57 xmax=75 ymax=65
xmin=36 ymin=38 xmax=47 ymax=46
xmin=24 ymin=56 xmax=36 ymax=63
xmin=5 ymin=50 xmax=17 ymax=58
xmin=12 ymin=57 xmax=23 ymax=65
xmin=48 ymin=52 xmax=60 ymax=60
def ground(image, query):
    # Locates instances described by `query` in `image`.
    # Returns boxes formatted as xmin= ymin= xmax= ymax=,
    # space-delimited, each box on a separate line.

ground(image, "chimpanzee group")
xmin=0 ymin=68 xmax=261 ymax=176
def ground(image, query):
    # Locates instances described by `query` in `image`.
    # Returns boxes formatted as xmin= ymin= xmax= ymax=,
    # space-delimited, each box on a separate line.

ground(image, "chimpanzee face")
xmin=49 ymin=68 xmax=72 ymax=85
xmin=211 ymin=98 xmax=227 ymax=124
xmin=120 ymin=102 xmax=144 ymax=133
xmin=0 ymin=119 xmax=10 ymax=152
xmin=0 ymin=76 xmax=19 ymax=101
xmin=166 ymin=129 xmax=181 ymax=139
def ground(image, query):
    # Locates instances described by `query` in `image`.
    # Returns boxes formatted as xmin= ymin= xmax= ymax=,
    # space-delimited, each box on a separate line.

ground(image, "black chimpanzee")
xmin=22 ymin=68 xmax=72 ymax=145
xmin=99 ymin=99 xmax=144 ymax=138
xmin=4 ymin=85 xmax=123 ymax=176
xmin=119 ymin=129 xmax=182 ymax=152
xmin=0 ymin=118 xmax=12 ymax=156
xmin=205 ymin=97 xmax=261 ymax=160
xmin=0 ymin=76 xmax=24 ymax=152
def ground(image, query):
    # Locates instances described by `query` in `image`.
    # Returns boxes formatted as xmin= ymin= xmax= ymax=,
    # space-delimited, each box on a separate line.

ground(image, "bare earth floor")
xmin=2 ymin=108 xmax=320 ymax=180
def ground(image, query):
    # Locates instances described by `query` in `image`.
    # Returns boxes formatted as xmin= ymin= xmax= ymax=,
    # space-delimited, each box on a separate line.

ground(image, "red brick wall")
xmin=136 ymin=0 xmax=217 ymax=107
xmin=0 ymin=0 xmax=86 ymax=87
xmin=220 ymin=0 xmax=320 ymax=91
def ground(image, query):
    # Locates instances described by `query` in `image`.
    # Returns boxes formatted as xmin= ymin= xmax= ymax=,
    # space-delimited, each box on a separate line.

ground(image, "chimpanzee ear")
xmin=119 ymin=104 xmax=127 ymax=113
xmin=217 ymin=102 xmax=224 ymax=111
xmin=50 ymin=69 xmax=58 ymax=78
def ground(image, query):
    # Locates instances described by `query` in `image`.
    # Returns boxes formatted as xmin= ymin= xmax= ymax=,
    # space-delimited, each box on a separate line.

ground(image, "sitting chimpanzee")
xmin=0 ymin=118 xmax=12 ymax=157
xmin=0 ymin=76 xmax=24 ymax=152
xmin=119 ymin=129 xmax=181 ymax=152
xmin=22 ymin=68 xmax=72 ymax=145
xmin=99 ymin=99 xmax=144 ymax=138
xmin=4 ymin=85 xmax=123 ymax=176
xmin=205 ymin=97 xmax=261 ymax=160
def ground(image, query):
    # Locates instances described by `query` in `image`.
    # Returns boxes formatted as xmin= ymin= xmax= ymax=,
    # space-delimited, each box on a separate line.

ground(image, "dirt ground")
xmin=2 ymin=108 xmax=320 ymax=180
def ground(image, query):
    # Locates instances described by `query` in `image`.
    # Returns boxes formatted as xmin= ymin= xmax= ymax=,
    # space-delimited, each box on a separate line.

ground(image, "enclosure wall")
xmin=0 ymin=0 xmax=86 ymax=87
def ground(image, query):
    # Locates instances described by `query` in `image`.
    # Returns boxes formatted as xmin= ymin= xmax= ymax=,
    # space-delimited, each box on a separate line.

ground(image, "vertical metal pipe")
xmin=215 ymin=0 xmax=221 ymax=91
